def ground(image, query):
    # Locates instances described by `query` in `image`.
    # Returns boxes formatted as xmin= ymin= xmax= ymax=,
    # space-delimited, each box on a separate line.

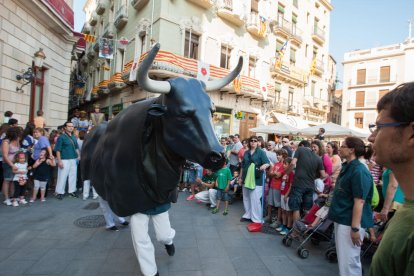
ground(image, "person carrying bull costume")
xmin=81 ymin=43 xmax=243 ymax=276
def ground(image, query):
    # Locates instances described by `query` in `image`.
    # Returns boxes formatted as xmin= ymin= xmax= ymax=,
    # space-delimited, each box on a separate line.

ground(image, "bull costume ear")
xmin=137 ymin=43 xmax=243 ymax=93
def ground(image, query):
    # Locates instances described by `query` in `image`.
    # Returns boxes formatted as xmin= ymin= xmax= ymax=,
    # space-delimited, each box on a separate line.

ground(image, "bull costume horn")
xmin=138 ymin=43 xmax=244 ymax=93
xmin=137 ymin=43 xmax=171 ymax=94
xmin=204 ymin=56 xmax=243 ymax=92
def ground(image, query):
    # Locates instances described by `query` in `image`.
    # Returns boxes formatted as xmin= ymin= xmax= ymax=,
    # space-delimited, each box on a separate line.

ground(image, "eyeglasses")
xmin=282 ymin=141 xmax=289 ymax=143
xmin=369 ymin=122 xmax=411 ymax=133
xmin=250 ymin=139 xmax=258 ymax=142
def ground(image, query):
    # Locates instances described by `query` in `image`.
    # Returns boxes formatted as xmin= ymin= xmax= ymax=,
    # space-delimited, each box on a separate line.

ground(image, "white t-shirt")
xmin=13 ymin=162 xmax=28 ymax=181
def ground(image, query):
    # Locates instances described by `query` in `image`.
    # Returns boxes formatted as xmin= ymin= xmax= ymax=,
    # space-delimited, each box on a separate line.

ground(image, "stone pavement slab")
xmin=0 ymin=192 xmax=345 ymax=275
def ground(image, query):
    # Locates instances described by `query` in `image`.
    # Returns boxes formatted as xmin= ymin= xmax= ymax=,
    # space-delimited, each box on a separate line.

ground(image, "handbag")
xmin=244 ymin=163 xmax=256 ymax=190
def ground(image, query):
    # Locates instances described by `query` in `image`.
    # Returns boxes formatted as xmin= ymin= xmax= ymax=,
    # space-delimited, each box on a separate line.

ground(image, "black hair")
xmin=8 ymin=118 xmax=18 ymax=125
xmin=276 ymin=149 xmax=288 ymax=159
xmin=23 ymin=122 xmax=35 ymax=138
xmin=311 ymin=140 xmax=325 ymax=156
xmin=377 ymin=82 xmax=414 ymax=124
xmin=298 ymin=140 xmax=311 ymax=148
xmin=63 ymin=121 xmax=73 ymax=127
xmin=5 ymin=126 xmax=21 ymax=141
xmin=284 ymin=157 xmax=293 ymax=164
xmin=327 ymin=141 xmax=339 ymax=155
xmin=319 ymin=128 xmax=326 ymax=133
xmin=4 ymin=111 xmax=13 ymax=117
xmin=344 ymin=137 xmax=371 ymax=159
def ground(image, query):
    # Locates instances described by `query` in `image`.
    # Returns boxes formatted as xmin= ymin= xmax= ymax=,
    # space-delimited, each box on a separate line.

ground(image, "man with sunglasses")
xmin=368 ymin=82 xmax=414 ymax=276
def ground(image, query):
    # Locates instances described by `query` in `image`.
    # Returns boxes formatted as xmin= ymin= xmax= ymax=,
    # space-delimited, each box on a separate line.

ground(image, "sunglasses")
xmin=250 ymin=139 xmax=258 ymax=142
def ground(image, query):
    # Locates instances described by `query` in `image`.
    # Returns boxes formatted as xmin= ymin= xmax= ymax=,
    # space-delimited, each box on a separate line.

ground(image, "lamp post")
xmin=16 ymin=48 xmax=46 ymax=92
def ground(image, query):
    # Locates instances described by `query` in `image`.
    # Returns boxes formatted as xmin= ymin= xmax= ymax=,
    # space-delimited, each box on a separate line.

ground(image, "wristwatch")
xmin=351 ymin=227 xmax=360 ymax=233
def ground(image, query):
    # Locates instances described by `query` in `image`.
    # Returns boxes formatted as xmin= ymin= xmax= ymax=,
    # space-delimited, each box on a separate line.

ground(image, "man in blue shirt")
xmin=54 ymin=121 xmax=80 ymax=199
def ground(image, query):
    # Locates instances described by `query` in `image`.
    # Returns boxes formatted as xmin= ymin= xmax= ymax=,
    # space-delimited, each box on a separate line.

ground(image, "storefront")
xmin=212 ymin=107 xmax=232 ymax=138
xmin=100 ymin=103 xmax=124 ymax=120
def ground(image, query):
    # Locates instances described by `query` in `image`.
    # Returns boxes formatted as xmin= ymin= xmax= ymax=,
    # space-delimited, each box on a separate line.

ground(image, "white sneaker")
xmin=92 ymin=195 xmax=98 ymax=199
xmin=12 ymin=201 xmax=19 ymax=207
xmin=41 ymin=199 xmax=46 ymax=202
xmin=3 ymin=199 xmax=12 ymax=206
xmin=83 ymin=197 xmax=87 ymax=200
xmin=20 ymin=199 xmax=28 ymax=205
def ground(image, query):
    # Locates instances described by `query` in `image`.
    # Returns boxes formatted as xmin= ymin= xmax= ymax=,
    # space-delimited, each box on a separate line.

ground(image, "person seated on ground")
xmin=194 ymin=169 xmax=217 ymax=208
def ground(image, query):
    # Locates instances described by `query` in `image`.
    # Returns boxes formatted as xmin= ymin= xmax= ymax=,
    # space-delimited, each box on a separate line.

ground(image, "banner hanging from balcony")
xmin=259 ymin=16 xmax=267 ymax=37
xmin=309 ymin=58 xmax=317 ymax=76
xmin=260 ymin=79 xmax=268 ymax=101
xmin=197 ymin=61 xmax=210 ymax=82
xmin=233 ymin=74 xmax=242 ymax=93
xmin=99 ymin=38 xmax=114 ymax=59
xmin=83 ymin=34 xmax=96 ymax=43
xmin=117 ymin=38 xmax=129 ymax=50
xmin=275 ymin=40 xmax=288 ymax=69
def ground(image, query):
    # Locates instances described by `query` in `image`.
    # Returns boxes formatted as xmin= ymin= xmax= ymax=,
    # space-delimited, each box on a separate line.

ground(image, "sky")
xmin=73 ymin=0 xmax=414 ymax=87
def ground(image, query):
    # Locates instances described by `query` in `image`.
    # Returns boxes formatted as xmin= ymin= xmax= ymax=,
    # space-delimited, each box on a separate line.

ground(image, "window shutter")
xmin=292 ymin=14 xmax=298 ymax=23
xmin=278 ymin=5 xmax=285 ymax=13
xmin=354 ymin=112 xmax=364 ymax=128
xmin=379 ymin=89 xmax=389 ymax=100
xmin=355 ymin=91 xmax=365 ymax=107
xmin=357 ymin=69 xmax=366 ymax=84
xmin=380 ymin=66 xmax=390 ymax=82
xmin=251 ymin=0 xmax=259 ymax=12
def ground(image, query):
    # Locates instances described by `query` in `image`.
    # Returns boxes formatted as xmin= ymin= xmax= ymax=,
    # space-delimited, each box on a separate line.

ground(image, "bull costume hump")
xmin=81 ymin=43 xmax=243 ymax=217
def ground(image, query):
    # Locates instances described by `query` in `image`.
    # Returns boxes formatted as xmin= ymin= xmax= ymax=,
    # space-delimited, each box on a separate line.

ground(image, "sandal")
xmin=211 ymin=208 xmax=219 ymax=214
xmin=223 ymin=209 xmax=228 ymax=216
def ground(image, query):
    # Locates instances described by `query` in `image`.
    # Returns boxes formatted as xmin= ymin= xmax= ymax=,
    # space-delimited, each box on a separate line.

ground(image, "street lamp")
xmin=16 ymin=48 xmax=46 ymax=92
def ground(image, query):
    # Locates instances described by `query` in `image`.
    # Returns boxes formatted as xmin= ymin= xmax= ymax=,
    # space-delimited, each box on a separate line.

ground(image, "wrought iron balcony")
xmin=96 ymin=0 xmax=108 ymax=15
xmin=89 ymin=11 xmax=98 ymax=26
xmin=103 ymin=22 xmax=114 ymax=39
xmin=114 ymin=6 xmax=128 ymax=30
xmin=271 ymin=18 xmax=302 ymax=44
xmin=312 ymin=26 xmax=326 ymax=44
xmin=270 ymin=58 xmax=307 ymax=87
xmin=216 ymin=0 xmax=245 ymax=27
xmin=131 ymin=0 xmax=150 ymax=11
xmin=246 ymin=12 xmax=267 ymax=38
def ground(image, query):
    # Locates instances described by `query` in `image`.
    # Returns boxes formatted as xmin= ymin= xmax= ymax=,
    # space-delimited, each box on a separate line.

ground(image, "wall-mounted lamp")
xmin=16 ymin=48 xmax=46 ymax=92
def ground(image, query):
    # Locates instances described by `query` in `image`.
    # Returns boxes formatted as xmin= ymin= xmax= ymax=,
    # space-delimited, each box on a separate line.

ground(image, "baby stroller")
xmin=282 ymin=204 xmax=334 ymax=259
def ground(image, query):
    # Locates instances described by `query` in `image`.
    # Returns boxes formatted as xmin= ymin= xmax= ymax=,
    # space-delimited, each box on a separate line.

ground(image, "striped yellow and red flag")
xmin=83 ymin=34 xmax=96 ymax=43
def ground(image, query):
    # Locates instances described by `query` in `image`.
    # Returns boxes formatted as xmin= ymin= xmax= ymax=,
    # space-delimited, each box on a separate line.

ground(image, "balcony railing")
xmin=316 ymin=59 xmax=324 ymax=74
xmin=131 ymin=0 xmax=150 ymax=11
xmin=312 ymin=26 xmax=326 ymax=44
xmin=89 ymin=11 xmax=98 ymax=26
xmin=96 ymin=0 xmax=108 ymax=15
xmin=270 ymin=58 xmax=307 ymax=87
xmin=114 ymin=6 xmax=128 ymax=30
xmin=271 ymin=18 xmax=302 ymax=43
xmin=82 ymin=22 xmax=91 ymax=34
xmin=216 ymin=0 xmax=245 ymax=27
xmin=103 ymin=22 xmax=114 ymax=39
xmin=246 ymin=12 xmax=267 ymax=38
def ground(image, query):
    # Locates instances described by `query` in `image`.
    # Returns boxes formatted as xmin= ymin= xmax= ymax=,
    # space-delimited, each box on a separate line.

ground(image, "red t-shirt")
xmin=238 ymin=148 xmax=246 ymax=162
xmin=281 ymin=171 xmax=294 ymax=196
xmin=269 ymin=162 xmax=285 ymax=190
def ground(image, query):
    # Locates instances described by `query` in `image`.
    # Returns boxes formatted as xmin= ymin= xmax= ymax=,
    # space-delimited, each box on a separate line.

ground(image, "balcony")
xmin=87 ymin=45 xmax=96 ymax=60
xmin=246 ymin=12 xmax=267 ymax=39
xmin=96 ymin=0 xmax=108 ymax=15
xmin=108 ymin=72 xmax=127 ymax=92
xmin=303 ymin=96 xmax=329 ymax=113
xmin=103 ymin=22 xmax=114 ymax=39
xmin=81 ymin=55 xmax=89 ymax=65
xmin=81 ymin=22 xmax=91 ymax=34
xmin=270 ymin=59 xmax=307 ymax=87
xmin=93 ymin=41 xmax=99 ymax=52
xmin=131 ymin=0 xmax=150 ymax=11
xmin=186 ymin=0 xmax=214 ymax=9
xmin=216 ymin=0 xmax=245 ymax=27
xmin=114 ymin=6 xmax=128 ymax=30
xmin=315 ymin=59 xmax=324 ymax=76
xmin=347 ymin=77 xmax=395 ymax=88
xmin=89 ymin=11 xmax=98 ymax=26
xmin=312 ymin=26 xmax=326 ymax=45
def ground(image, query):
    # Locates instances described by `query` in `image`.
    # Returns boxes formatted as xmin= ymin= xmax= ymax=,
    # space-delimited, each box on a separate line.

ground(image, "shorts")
xmin=34 ymin=180 xmax=48 ymax=189
xmin=288 ymin=185 xmax=314 ymax=211
xmin=2 ymin=162 xmax=14 ymax=181
xmin=315 ymin=206 xmax=329 ymax=220
xmin=267 ymin=188 xmax=281 ymax=207
xmin=280 ymin=195 xmax=290 ymax=211
xmin=194 ymin=164 xmax=203 ymax=179
xmin=216 ymin=189 xmax=230 ymax=201
xmin=182 ymin=169 xmax=197 ymax=183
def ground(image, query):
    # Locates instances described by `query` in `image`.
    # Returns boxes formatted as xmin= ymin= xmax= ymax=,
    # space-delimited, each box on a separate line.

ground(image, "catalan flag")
xmin=259 ymin=16 xmax=267 ymax=37
xmin=233 ymin=74 xmax=242 ymax=93
xmin=83 ymin=34 xmax=96 ymax=43
xmin=310 ymin=57 xmax=317 ymax=76
xmin=275 ymin=40 xmax=288 ymax=69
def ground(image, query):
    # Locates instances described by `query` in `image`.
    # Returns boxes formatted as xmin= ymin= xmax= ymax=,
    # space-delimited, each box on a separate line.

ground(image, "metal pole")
xmin=188 ymin=28 xmax=192 ymax=58
xmin=150 ymin=0 xmax=155 ymax=48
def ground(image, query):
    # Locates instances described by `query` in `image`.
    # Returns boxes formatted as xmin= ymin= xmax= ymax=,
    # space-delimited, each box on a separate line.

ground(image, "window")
xmin=220 ymin=45 xmax=232 ymax=69
xmin=293 ymin=0 xmax=298 ymax=8
xmin=30 ymin=66 xmax=46 ymax=121
xmin=380 ymin=66 xmax=390 ymax=82
xmin=140 ymin=33 xmax=147 ymax=55
xmin=251 ymin=0 xmax=259 ymax=12
xmin=277 ymin=4 xmax=285 ymax=23
xmin=292 ymin=13 xmax=298 ymax=34
xmin=275 ymin=82 xmax=281 ymax=102
xmin=115 ymin=49 xmax=125 ymax=73
xmin=356 ymin=69 xmax=366 ymax=84
xmin=248 ymin=56 xmax=257 ymax=78
xmin=379 ymin=89 xmax=389 ymax=100
xmin=288 ymin=87 xmax=294 ymax=106
xmin=311 ymin=81 xmax=316 ymax=96
xmin=307 ymin=12 xmax=310 ymax=23
xmin=314 ymin=18 xmax=319 ymax=33
xmin=290 ymin=48 xmax=296 ymax=65
xmin=355 ymin=91 xmax=365 ymax=107
xmin=276 ymin=40 xmax=284 ymax=51
xmin=184 ymin=30 xmax=199 ymax=59
xmin=305 ymin=44 xmax=308 ymax=57
xmin=354 ymin=113 xmax=364 ymax=128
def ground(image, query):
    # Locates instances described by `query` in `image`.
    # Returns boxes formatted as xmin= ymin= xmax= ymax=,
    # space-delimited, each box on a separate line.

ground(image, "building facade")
xmin=0 ymin=0 xmax=75 ymax=127
xmin=74 ymin=0 xmax=334 ymax=139
xmin=342 ymin=38 xmax=414 ymax=131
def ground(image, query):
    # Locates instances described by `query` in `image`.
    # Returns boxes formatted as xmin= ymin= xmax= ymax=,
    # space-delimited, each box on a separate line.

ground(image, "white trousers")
xmin=55 ymin=159 xmax=77 ymax=194
xmin=194 ymin=189 xmax=217 ymax=207
xmin=98 ymin=197 xmax=126 ymax=228
xmin=131 ymin=211 xmax=175 ymax=276
xmin=242 ymin=185 xmax=263 ymax=223
xmin=334 ymin=223 xmax=365 ymax=276
xmin=83 ymin=180 xmax=98 ymax=199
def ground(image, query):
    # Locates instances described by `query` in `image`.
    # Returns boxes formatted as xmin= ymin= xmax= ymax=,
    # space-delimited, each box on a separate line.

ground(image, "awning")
xmin=271 ymin=112 xmax=310 ymax=129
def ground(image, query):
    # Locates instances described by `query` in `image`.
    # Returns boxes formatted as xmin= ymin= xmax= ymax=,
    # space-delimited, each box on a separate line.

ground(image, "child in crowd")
xmin=277 ymin=157 xmax=295 ymax=235
xmin=230 ymin=170 xmax=240 ymax=194
xmin=212 ymin=159 xmax=232 ymax=215
xmin=195 ymin=169 xmax=217 ymax=208
xmin=31 ymin=148 xmax=56 ymax=202
xmin=12 ymin=152 xmax=29 ymax=206
xmin=266 ymin=149 xmax=288 ymax=227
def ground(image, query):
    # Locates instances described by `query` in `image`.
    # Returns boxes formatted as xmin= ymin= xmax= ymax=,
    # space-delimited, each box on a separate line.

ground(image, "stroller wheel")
xmin=282 ymin=236 xmax=287 ymax=245
xmin=327 ymin=251 xmax=337 ymax=263
xmin=285 ymin=237 xmax=293 ymax=247
xmin=310 ymin=238 xmax=320 ymax=245
xmin=298 ymin=247 xmax=309 ymax=259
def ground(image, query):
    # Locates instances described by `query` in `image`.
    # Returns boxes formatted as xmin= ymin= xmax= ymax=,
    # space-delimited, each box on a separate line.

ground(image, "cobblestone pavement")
xmin=0 ymin=191 xmax=366 ymax=275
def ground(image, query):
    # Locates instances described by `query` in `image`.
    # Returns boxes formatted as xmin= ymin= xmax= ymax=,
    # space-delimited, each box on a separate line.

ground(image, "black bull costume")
xmin=81 ymin=43 xmax=243 ymax=217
